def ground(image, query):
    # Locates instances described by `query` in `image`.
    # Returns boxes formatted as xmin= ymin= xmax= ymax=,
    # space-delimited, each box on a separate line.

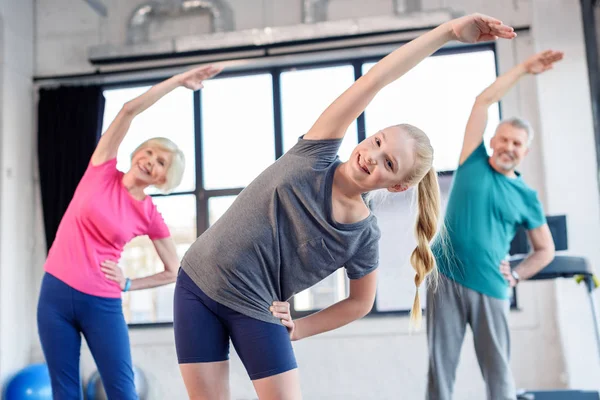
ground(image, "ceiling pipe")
xmin=127 ymin=0 xmax=234 ymax=44
xmin=82 ymin=0 xmax=108 ymax=17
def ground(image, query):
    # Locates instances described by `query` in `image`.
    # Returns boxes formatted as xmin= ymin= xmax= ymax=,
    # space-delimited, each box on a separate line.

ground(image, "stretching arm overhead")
xmin=459 ymin=49 xmax=563 ymax=165
xmin=91 ymin=65 xmax=222 ymax=166
xmin=305 ymin=13 xmax=517 ymax=142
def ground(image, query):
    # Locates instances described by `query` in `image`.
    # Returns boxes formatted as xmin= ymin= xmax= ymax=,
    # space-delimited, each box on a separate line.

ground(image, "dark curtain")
xmin=37 ymin=85 xmax=106 ymax=252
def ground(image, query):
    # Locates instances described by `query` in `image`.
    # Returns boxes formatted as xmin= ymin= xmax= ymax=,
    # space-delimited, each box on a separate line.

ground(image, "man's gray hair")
xmin=497 ymin=117 xmax=534 ymax=145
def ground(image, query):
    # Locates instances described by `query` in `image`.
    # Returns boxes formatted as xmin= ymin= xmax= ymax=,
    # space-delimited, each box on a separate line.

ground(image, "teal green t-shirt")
xmin=433 ymin=142 xmax=546 ymax=299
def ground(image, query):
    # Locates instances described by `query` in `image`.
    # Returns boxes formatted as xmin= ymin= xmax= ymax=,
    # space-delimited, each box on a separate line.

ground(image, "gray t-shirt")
xmin=181 ymin=136 xmax=380 ymax=324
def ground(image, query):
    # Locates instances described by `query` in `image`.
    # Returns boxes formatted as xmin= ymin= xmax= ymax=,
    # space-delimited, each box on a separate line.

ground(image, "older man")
xmin=427 ymin=49 xmax=563 ymax=400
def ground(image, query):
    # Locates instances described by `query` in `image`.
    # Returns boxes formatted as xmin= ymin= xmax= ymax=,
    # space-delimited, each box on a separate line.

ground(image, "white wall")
xmin=23 ymin=0 xmax=599 ymax=398
xmin=532 ymin=0 xmax=600 ymax=391
xmin=0 ymin=0 xmax=37 ymax=385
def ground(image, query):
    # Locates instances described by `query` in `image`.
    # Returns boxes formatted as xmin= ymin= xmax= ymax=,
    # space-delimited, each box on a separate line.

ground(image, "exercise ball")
xmin=85 ymin=366 xmax=148 ymax=400
xmin=4 ymin=363 xmax=52 ymax=400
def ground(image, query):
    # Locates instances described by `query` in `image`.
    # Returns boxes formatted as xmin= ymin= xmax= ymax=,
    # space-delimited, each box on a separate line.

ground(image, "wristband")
xmin=511 ymin=270 xmax=520 ymax=284
xmin=123 ymin=278 xmax=131 ymax=292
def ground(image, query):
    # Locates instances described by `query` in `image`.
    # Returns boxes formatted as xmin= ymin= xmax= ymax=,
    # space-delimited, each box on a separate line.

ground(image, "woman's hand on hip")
xmin=101 ymin=260 xmax=126 ymax=290
xmin=271 ymin=301 xmax=298 ymax=341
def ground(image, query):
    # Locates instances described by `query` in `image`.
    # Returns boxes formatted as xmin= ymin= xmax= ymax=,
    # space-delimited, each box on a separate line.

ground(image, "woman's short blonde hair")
xmin=131 ymin=137 xmax=185 ymax=194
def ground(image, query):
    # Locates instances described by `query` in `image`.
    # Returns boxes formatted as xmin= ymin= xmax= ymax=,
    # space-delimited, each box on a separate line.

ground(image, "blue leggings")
xmin=37 ymin=273 xmax=137 ymax=400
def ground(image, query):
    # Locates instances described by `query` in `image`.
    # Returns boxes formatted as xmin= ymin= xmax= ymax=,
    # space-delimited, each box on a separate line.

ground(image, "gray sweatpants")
xmin=426 ymin=274 xmax=516 ymax=400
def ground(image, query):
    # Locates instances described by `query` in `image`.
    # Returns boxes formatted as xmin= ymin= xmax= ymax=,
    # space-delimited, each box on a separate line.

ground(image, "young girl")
xmin=173 ymin=13 xmax=516 ymax=400
xmin=37 ymin=65 xmax=221 ymax=399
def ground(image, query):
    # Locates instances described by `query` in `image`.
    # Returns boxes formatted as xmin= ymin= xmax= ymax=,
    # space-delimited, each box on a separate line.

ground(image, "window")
xmin=200 ymin=73 xmax=276 ymax=236
xmin=280 ymin=65 xmax=358 ymax=161
xmin=201 ymin=74 xmax=275 ymax=190
xmin=101 ymin=44 xmax=500 ymax=325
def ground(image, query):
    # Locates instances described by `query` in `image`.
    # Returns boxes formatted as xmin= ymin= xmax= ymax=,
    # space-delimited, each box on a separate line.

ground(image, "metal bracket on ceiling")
xmin=83 ymin=0 xmax=107 ymax=17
